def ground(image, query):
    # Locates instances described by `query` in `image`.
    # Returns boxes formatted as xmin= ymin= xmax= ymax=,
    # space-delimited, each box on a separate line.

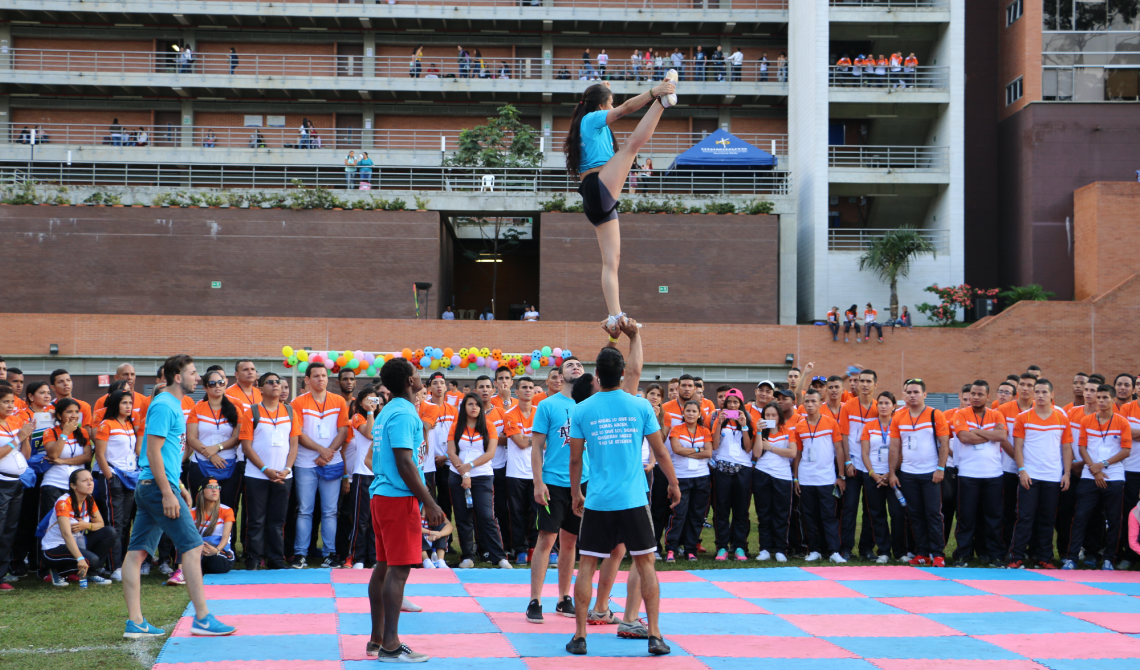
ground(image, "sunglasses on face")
xmin=206 ymin=380 xmax=226 ymax=388
xmin=263 ymin=379 xmax=282 ymax=386
xmin=205 ymin=485 xmax=221 ymax=490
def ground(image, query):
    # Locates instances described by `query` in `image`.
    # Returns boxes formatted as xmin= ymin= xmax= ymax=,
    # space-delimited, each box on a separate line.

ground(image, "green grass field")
xmin=0 ymin=503 xmax=960 ymax=670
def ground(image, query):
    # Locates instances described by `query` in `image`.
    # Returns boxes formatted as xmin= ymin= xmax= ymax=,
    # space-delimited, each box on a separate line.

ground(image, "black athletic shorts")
xmin=536 ymin=483 xmax=585 ymax=536
xmin=577 ymin=171 xmax=620 ymax=226
xmin=578 ymin=505 xmax=656 ymax=558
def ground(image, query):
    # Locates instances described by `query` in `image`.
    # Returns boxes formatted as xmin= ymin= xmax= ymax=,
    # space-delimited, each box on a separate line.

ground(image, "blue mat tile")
xmin=837 ymin=580 xmax=987 ymax=598
xmin=915 ymin=567 xmax=1059 ymax=582
xmin=700 ymin=659 xmax=880 ymax=670
xmin=158 ymin=634 xmax=341 ymax=662
xmin=1091 ymin=582 xmax=1140 ymax=596
xmin=1009 ymin=594 xmax=1140 ymax=613
xmin=749 ymin=597 xmax=902 ymax=615
xmin=658 ymin=613 xmax=809 ymax=637
xmin=1036 ymin=661 xmax=1140 ymax=670
xmin=334 ymin=583 xmax=469 ymax=598
xmin=344 ymin=660 xmax=527 ymax=670
xmin=823 ymin=636 xmax=1024 ymax=660
xmin=659 ymin=582 xmax=736 ymax=599
xmin=927 ymin=611 xmax=1112 ymax=635
xmin=504 ymin=632 xmax=690 ymax=657
xmin=183 ymin=597 xmax=336 ymax=616
xmin=476 ymin=597 xmax=615 ymax=613
xmin=692 ymin=568 xmax=823 ymax=582
xmin=339 ymin=612 xmax=497 ymax=635
xmin=202 ymin=569 xmax=332 ymax=585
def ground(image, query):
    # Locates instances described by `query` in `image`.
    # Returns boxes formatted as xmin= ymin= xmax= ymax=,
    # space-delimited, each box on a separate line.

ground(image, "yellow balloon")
xmin=459 ymin=348 xmax=469 ymax=357
xmin=480 ymin=347 xmax=491 ymax=357
xmin=297 ymin=349 xmax=309 ymax=362
xmin=282 ymin=345 xmax=294 ymax=357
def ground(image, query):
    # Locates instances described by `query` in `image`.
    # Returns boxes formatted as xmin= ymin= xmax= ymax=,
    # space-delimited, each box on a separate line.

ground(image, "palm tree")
xmin=857 ymin=227 xmax=936 ymax=320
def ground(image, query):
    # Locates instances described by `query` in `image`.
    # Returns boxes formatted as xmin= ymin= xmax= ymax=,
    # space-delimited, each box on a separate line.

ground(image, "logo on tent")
xmin=715 ymin=138 xmax=731 ymax=147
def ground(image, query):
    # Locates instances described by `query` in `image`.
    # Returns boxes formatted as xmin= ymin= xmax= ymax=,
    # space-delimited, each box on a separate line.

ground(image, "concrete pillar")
xmin=0 ymin=25 xmax=11 ymax=71
xmin=362 ymin=102 xmax=375 ymax=149
xmin=180 ymin=99 xmax=194 ymax=148
xmin=0 ymin=95 xmax=9 ymax=144
xmin=541 ymin=34 xmax=553 ymax=80
xmin=363 ymin=33 xmax=376 ymax=78
xmin=540 ymin=105 xmax=553 ymax=154
xmin=778 ymin=211 xmax=798 ymax=325
xmin=717 ymin=107 xmax=731 ymax=132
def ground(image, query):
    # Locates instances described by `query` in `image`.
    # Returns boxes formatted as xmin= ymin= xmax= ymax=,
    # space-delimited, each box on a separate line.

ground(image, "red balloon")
xmin=522 ymin=355 xmax=532 ymax=365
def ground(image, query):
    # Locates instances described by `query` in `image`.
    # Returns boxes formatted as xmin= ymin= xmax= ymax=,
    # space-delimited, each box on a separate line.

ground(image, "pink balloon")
xmin=552 ymin=347 xmax=563 ymax=358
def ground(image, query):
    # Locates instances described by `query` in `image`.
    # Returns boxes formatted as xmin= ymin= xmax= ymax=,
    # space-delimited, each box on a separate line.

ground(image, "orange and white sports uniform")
xmin=290 ymin=392 xmax=349 ymax=469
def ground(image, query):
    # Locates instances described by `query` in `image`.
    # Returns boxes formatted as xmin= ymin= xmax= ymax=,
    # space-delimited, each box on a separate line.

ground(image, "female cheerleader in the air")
xmin=564 ymin=68 xmax=678 ymax=328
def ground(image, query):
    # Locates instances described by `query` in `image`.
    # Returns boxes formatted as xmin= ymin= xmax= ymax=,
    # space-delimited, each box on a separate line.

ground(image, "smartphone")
xmin=832 ymin=485 xmax=842 ymax=498
xmin=722 ymin=409 xmax=740 ymax=420
xmin=764 ymin=419 xmax=777 ymax=430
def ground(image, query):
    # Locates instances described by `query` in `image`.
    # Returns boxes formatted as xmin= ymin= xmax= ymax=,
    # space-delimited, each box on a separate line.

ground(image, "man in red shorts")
xmin=367 ymin=357 xmax=445 ymax=663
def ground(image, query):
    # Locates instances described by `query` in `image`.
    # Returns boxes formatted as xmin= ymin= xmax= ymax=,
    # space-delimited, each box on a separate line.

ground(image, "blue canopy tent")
xmin=664 ymin=129 xmax=778 ymax=173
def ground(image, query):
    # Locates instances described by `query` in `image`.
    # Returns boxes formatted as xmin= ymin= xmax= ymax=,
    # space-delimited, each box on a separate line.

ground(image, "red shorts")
xmin=370 ymin=495 xmax=422 ymax=566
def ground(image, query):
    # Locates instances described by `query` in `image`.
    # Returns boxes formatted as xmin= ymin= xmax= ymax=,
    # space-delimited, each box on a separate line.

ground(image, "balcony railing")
xmin=828 ymin=145 xmax=948 ymax=171
xmin=1 ymin=161 xmax=791 ymax=196
xmin=7 ymin=49 xmax=790 ymax=85
xmin=828 ymin=228 xmax=949 ymax=253
xmin=2 ymin=123 xmax=789 ymax=157
xmin=829 ymin=0 xmax=946 ymax=7
xmin=158 ymin=0 xmax=789 ymax=9
xmin=828 ymin=65 xmax=949 ymax=90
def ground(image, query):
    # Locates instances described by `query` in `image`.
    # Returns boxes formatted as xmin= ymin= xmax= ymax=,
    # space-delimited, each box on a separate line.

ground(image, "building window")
xmin=1005 ymin=77 xmax=1023 ymax=106
xmin=1005 ymin=0 xmax=1022 ymax=26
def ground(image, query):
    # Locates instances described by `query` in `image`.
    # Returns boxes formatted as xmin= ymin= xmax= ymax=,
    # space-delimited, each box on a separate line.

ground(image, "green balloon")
xmin=287 ymin=355 xmax=299 ymax=366
xmin=298 ymin=361 xmax=309 ymax=374
xmin=541 ymin=346 xmax=552 ymax=357
xmin=468 ymin=362 xmax=478 ymax=371
xmin=366 ymin=366 xmax=376 ymax=377
xmin=347 ymin=358 xmax=359 ymax=368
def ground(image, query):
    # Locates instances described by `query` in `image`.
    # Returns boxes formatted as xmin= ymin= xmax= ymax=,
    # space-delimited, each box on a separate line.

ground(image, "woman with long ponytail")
xmin=564 ymin=69 xmax=678 ymax=330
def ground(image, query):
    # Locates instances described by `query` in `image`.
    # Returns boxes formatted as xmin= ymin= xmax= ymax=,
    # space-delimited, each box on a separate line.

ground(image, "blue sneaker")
xmin=123 ymin=619 xmax=166 ymax=639
xmin=1102 ymin=560 xmax=1115 ymax=571
xmin=549 ymin=552 xmax=558 ymax=567
xmin=190 ymin=613 xmax=236 ymax=636
xmin=1061 ymin=559 xmax=1075 ymax=570
xmin=517 ymin=552 xmax=528 ymax=566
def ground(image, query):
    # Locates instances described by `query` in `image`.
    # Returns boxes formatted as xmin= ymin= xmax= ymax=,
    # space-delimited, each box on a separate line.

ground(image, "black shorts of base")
xmin=577 ymin=505 xmax=656 ymax=558
xmin=536 ymin=483 xmax=586 ymax=536
xmin=577 ymin=172 xmax=620 ymax=226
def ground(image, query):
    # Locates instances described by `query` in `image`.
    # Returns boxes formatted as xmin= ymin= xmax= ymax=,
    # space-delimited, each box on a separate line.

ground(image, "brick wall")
xmin=0 ymin=205 xmax=440 ymax=318
xmin=998 ymin=0 xmax=1041 ymax=119
xmin=1074 ymin=182 xmax=1140 ymax=301
xmin=4 ymin=275 xmax=1138 ymax=404
xmin=539 ymin=212 xmax=780 ymax=324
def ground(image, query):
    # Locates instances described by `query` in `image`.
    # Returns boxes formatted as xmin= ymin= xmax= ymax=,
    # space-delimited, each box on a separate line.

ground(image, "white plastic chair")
xmin=480 ymin=175 xmax=495 ymax=191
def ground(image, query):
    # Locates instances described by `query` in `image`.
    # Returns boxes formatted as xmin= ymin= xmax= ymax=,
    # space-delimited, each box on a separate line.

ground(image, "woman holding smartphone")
xmin=41 ymin=400 xmax=92 ymax=518
xmin=860 ymin=391 xmax=904 ymax=563
xmin=447 ymin=394 xmax=510 ymax=570
xmin=752 ymin=402 xmax=797 ymax=562
xmin=664 ymin=400 xmax=712 ymax=562
xmin=710 ymin=389 xmax=754 ymax=561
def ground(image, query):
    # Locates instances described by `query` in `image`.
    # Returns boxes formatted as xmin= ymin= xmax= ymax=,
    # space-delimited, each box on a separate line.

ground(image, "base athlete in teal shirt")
xmin=566 ymin=319 xmax=680 ymax=657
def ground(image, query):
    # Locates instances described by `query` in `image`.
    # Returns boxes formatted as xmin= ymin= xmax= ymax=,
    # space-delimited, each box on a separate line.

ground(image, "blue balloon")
xmin=531 ymin=349 xmax=542 ymax=359
xmin=562 ymin=349 xmax=572 ymax=358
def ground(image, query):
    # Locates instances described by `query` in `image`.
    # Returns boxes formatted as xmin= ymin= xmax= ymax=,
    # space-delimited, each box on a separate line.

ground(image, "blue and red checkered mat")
xmin=155 ymin=565 xmax=1140 ymax=669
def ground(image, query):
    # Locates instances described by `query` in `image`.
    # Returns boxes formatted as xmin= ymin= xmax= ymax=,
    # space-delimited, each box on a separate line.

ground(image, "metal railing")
xmin=196 ymin=0 xmax=789 ymax=9
xmin=829 ymin=0 xmax=946 ymax=7
xmin=3 ymin=123 xmax=789 ymax=157
xmin=8 ymin=49 xmax=790 ymax=85
xmin=828 ymin=65 xmax=949 ymax=90
xmin=828 ymin=145 xmax=948 ymax=171
xmin=828 ymin=228 xmax=949 ymax=253
xmin=0 ymin=161 xmax=791 ymax=196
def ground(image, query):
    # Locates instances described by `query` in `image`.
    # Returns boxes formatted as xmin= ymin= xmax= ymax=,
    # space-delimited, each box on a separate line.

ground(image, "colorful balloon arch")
xmin=279 ymin=345 xmax=572 ymax=377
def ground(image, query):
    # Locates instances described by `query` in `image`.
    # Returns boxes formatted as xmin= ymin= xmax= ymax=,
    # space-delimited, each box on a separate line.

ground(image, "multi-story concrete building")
xmin=0 ymin=0 xmax=963 ymax=324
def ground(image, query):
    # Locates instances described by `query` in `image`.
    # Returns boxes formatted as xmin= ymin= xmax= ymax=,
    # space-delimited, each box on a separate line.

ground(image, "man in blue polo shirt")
xmin=122 ymin=354 xmax=235 ymax=639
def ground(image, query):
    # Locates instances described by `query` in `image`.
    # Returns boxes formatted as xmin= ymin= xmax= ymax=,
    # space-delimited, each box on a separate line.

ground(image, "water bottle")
xmin=79 ymin=577 xmax=88 ymax=589
xmin=893 ymin=486 xmax=907 ymax=507
xmin=464 ymin=488 xmax=473 ymax=508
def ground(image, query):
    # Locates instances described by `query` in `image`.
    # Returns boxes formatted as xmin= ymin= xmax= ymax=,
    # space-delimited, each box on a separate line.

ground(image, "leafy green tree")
xmin=857 ymin=227 xmax=937 ymax=320
xmin=999 ymin=284 xmax=1055 ymax=305
xmin=443 ymin=104 xmax=542 ymax=168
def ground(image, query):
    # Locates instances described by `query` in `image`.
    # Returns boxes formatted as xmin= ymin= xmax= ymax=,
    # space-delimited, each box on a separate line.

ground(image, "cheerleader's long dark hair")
xmin=564 ymin=83 xmax=618 ymax=179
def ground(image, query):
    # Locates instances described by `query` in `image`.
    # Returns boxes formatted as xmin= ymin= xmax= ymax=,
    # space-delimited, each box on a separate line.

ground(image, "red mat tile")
xmin=155 ymin=662 xmax=342 ymax=670
xmin=877 ymin=595 xmax=1046 ymax=614
xmin=524 ymin=657 xmax=711 ymax=670
xmin=465 ymin=584 xmax=569 ymax=598
xmin=611 ymin=597 xmax=770 ymax=614
xmin=868 ymin=660 xmax=1051 ymax=670
xmin=202 ymin=583 xmax=334 ymax=600
xmin=1042 ymin=571 xmax=1140 ymax=583
xmin=716 ymin=580 xmax=867 ymax=599
xmin=171 ymin=613 xmax=337 ymax=637
xmin=956 ymin=580 xmax=1118 ymax=596
xmin=1064 ymin=612 xmax=1140 ymax=634
xmin=672 ymin=634 xmax=858 ymax=658
xmin=340 ymin=633 xmax=517 ymax=660
xmin=489 ymin=611 xmax=581 ymax=635
xmin=781 ymin=613 xmax=961 ymax=637
xmin=975 ymin=632 xmax=1140 ymax=659
xmin=335 ymin=596 xmax=484 ymax=613
xmin=331 ymin=568 xmax=460 ymax=584
xmin=803 ymin=566 xmax=944 ymax=581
